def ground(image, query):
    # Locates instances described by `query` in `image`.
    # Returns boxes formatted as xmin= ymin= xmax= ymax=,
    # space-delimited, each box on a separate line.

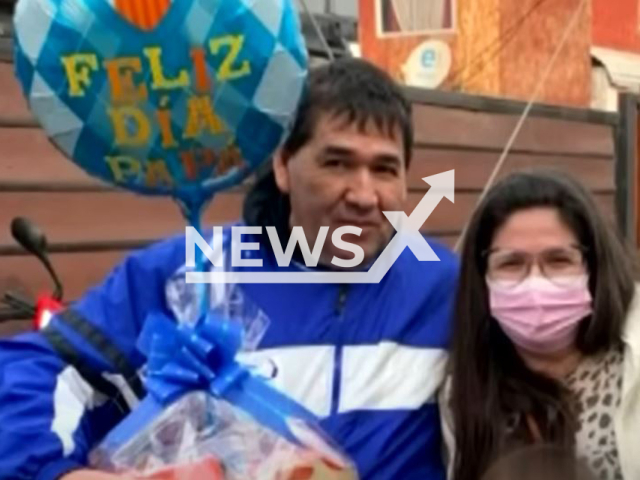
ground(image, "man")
xmin=0 ymin=58 xmax=458 ymax=479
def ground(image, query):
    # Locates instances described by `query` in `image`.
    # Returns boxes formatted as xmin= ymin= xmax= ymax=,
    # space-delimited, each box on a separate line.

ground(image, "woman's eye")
xmin=547 ymin=257 xmax=573 ymax=268
xmin=495 ymin=260 xmax=524 ymax=270
xmin=500 ymin=262 xmax=522 ymax=270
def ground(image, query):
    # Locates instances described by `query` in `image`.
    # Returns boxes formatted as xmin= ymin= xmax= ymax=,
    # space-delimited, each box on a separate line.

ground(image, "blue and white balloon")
xmin=13 ymin=0 xmax=308 ymax=209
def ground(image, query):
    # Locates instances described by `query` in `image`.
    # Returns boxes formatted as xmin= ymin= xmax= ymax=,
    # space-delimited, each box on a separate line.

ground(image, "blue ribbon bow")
xmin=140 ymin=312 xmax=247 ymax=405
xmin=100 ymin=312 xmax=319 ymax=450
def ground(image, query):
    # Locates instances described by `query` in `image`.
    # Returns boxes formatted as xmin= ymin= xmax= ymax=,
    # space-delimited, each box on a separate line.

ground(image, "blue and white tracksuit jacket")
xmin=0 ymin=226 xmax=459 ymax=480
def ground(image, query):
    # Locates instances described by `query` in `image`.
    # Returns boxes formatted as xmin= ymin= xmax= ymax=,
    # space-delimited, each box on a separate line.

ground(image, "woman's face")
xmin=487 ymin=207 xmax=587 ymax=286
xmin=486 ymin=207 xmax=592 ymax=366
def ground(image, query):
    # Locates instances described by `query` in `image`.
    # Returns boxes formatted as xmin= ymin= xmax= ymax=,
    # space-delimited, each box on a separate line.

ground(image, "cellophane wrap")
xmin=90 ymin=391 xmax=357 ymax=479
xmin=88 ymin=283 xmax=359 ymax=480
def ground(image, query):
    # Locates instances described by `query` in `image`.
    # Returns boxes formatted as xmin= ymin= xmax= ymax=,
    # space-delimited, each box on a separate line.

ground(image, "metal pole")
xmin=299 ymin=0 xmax=335 ymax=61
xmin=614 ymin=93 xmax=638 ymax=245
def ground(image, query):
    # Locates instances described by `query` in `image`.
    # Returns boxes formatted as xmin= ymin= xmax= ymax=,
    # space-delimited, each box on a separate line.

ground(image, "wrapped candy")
xmin=89 ymin=306 xmax=358 ymax=480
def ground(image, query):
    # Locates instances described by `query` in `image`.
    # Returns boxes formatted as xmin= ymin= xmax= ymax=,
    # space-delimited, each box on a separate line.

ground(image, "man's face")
xmin=273 ymin=113 xmax=408 ymax=268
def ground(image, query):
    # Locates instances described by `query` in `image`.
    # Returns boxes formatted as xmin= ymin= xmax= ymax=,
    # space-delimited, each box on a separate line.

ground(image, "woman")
xmin=440 ymin=170 xmax=640 ymax=480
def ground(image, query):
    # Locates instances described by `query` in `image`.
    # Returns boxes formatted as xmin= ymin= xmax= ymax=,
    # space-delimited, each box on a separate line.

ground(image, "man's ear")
xmin=272 ymin=148 xmax=291 ymax=194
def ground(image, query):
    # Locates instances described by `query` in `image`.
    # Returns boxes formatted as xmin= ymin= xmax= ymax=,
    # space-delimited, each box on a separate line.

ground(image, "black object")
xmin=10 ymin=217 xmax=63 ymax=301
xmin=2 ymin=291 xmax=35 ymax=318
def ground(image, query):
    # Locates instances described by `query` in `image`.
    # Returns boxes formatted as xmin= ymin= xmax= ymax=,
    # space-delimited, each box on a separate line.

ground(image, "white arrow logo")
xmin=187 ymin=170 xmax=455 ymax=284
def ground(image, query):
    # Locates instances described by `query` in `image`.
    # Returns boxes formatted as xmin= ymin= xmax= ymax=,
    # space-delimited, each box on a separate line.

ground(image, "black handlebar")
xmin=11 ymin=217 xmax=63 ymax=302
xmin=1 ymin=217 xmax=63 ymax=323
xmin=2 ymin=292 xmax=36 ymax=317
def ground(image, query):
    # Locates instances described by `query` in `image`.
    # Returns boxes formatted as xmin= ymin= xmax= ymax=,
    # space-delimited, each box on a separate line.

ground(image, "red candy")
xmin=138 ymin=457 xmax=225 ymax=480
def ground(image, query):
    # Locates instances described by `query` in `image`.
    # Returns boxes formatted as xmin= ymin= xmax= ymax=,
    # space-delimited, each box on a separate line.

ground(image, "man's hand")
xmin=61 ymin=470 xmax=132 ymax=480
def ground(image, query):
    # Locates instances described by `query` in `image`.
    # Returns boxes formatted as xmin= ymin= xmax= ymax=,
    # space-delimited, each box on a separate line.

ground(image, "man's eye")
xmin=373 ymin=165 xmax=399 ymax=176
xmin=324 ymin=158 xmax=346 ymax=168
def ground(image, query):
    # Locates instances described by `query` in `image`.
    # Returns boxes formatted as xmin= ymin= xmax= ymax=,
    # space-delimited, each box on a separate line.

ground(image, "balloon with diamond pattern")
xmin=13 ymin=0 xmax=308 ymax=208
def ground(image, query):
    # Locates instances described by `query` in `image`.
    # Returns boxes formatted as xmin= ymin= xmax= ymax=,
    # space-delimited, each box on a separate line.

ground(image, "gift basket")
xmin=89 ymin=285 xmax=358 ymax=480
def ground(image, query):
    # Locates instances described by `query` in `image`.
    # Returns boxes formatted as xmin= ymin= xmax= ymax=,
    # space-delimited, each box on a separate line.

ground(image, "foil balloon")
xmin=12 ymin=0 xmax=308 ymax=212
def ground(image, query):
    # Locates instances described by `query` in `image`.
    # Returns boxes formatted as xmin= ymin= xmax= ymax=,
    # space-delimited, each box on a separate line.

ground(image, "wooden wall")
xmin=0 ymin=63 xmax=620 ymax=337
xmin=410 ymin=98 xmax=617 ymax=244
xmin=0 ymin=60 xmax=246 ymax=335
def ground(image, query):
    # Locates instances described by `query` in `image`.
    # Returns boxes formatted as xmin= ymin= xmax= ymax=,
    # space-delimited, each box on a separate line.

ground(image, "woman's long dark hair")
xmin=449 ymin=170 xmax=637 ymax=480
xmin=481 ymin=445 xmax=598 ymax=480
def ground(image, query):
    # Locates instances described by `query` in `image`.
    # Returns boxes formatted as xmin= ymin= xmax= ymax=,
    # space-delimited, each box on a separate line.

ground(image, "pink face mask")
xmin=487 ymin=275 xmax=593 ymax=354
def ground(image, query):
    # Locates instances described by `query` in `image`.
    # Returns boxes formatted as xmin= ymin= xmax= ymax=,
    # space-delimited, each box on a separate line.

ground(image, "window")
xmin=377 ymin=0 xmax=456 ymax=37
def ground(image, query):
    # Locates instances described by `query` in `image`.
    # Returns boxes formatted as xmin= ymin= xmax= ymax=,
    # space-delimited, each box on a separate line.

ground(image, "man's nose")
xmin=344 ymin=171 xmax=378 ymax=210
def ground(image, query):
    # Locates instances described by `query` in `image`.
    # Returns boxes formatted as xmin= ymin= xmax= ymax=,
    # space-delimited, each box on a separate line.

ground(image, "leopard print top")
xmin=565 ymin=347 xmax=624 ymax=480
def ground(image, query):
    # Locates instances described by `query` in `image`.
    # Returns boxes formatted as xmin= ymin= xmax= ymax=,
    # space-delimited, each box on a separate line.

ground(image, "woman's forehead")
xmin=491 ymin=207 xmax=579 ymax=250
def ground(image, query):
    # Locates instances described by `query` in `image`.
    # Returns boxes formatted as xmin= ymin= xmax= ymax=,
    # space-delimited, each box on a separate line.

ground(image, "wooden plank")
xmin=407 ymin=149 xmax=615 ymax=191
xmin=0 ymin=188 xmax=616 ymax=250
xmin=0 ymin=229 xmax=463 ymax=312
xmin=403 ymin=87 xmax=619 ymax=126
xmin=0 ymin=127 xmax=616 ymax=193
xmin=0 ymin=229 xmax=460 ymax=339
xmin=0 ymin=250 xmax=130 ymax=305
xmin=0 ymin=128 xmax=103 ymax=185
xmin=0 ymin=191 xmax=244 ymax=248
xmin=0 ymin=63 xmax=31 ymax=122
xmin=412 ymin=104 xmax=615 ymax=155
xmin=409 ymin=191 xmax=617 ymax=233
xmin=0 ymin=239 xmax=151 ymax=256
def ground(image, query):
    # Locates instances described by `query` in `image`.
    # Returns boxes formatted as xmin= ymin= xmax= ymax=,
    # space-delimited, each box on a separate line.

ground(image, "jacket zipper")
xmin=331 ymin=284 xmax=349 ymax=416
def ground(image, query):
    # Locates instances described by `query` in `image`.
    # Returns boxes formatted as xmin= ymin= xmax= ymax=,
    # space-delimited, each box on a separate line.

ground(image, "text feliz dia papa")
xmin=60 ymin=34 xmax=252 ymax=189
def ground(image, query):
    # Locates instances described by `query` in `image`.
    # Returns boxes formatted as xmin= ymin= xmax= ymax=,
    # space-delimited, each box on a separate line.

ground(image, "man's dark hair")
xmin=281 ymin=57 xmax=414 ymax=165
xmin=243 ymin=58 xmax=413 ymax=236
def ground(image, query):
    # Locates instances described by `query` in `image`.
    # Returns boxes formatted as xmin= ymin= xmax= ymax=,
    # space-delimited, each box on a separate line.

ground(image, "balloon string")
xmin=181 ymin=198 xmax=211 ymax=321
xmin=453 ymin=0 xmax=589 ymax=253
